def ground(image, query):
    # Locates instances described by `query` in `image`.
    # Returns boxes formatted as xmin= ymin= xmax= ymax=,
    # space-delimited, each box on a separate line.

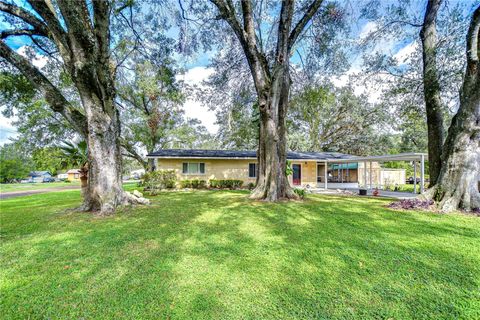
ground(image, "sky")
xmin=1 ymin=0 xmax=473 ymax=146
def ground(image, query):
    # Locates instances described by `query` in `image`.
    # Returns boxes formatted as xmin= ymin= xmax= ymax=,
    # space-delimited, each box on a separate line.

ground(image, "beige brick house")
xmin=147 ymin=149 xmax=409 ymax=189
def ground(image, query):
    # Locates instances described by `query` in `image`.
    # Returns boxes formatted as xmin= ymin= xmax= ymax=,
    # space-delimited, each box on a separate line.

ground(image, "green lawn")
xmin=1 ymin=190 xmax=479 ymax=319
xmin=0 ymin=181 xmax=80 ymax=193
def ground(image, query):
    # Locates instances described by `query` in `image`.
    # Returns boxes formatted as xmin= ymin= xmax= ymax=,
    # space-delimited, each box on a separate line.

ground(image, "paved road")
xmin=0 ymin=185 xmax=81 ymax=200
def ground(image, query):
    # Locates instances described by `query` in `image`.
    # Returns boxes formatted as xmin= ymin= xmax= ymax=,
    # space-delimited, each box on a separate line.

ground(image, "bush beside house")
xmin=142 ymin=170 xmax=176 ymax=195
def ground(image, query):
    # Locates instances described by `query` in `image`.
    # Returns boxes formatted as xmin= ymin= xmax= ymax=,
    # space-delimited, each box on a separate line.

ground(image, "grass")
xmin=1 ymin=189 xmax=479 ymax=319
xmin=0 ymin=181 xmax=80 ymax=193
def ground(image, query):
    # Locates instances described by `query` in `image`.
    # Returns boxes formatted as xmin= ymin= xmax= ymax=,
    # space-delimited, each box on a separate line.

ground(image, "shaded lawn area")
xmin=1 ymin=190 xmax=479 ymax=319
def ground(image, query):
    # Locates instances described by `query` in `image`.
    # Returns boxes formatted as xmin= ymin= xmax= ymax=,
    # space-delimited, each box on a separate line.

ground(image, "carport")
xmin=318 ymin=153 xmax=428 ymax=194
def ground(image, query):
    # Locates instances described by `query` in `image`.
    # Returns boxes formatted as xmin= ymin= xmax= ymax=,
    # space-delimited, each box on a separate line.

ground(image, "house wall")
xmin=67 ymin=173 xmax=80 ymax=181
xmin=357 ymin=163 xmax=405 ymax=187
xmin=380 ymin=169 xmax=406 ymax=186
xmin=155 ymin=158 xmax=407 ymax=188
xmin=289 ymin=161 xmax=317 ymax=187
xmin=156 ymin=158 xmax=318 ymax=187
xmin=157 ymin=158 xmax=256 ymax=186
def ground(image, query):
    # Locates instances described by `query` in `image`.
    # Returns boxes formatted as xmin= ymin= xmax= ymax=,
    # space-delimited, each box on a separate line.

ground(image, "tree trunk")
xmin=424 ymin=63 xmax=480 ymax=211
xmin=420 ymin=0 xmax=444 ymax=186
xmin=78 ymin=91 xmax=149 ymax=214
xmin=425 ymin=93 xmax=480 ymax=211
xmin=77 ymin=93 xmax=125 ymax=213
xmin=422 ymin=4 xmax=480 ymax=212
xmin=250 ymin=67 xmax=296 ymax=201
xmin=148 ymin=157 xmax=156 ymax=172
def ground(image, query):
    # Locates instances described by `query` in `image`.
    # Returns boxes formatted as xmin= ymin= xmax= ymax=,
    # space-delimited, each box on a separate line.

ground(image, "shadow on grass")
xmin=1 ymin=190 xmax=479 ymax=319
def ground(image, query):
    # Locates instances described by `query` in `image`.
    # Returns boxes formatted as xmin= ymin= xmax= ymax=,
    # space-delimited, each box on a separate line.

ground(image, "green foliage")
xmin=289 ymin=84 xmax=391 ymax=155
xmin=180 ymin=179 xmax=207 ymax=189
xmin=31 ymin=147 xmax=66 ymax=175
xmin=0 ymin=158 xmax=30 ymax=183
xmin=293 ymin=188 xmax=307 ymax=199
xmin=142 ymin=170 xmax=176 ymax=195
xmin=247 ymin=182 xmax=256 ymax=190
xmin=0 ymin=143 xmax=32 ymax=183
xmin=59 ymin=141 xmax=88 ymax=168
xmin=285 ymin=160 xmax=293 ymax=176
xmin=209 ymin=179 xmax=243 ymax=189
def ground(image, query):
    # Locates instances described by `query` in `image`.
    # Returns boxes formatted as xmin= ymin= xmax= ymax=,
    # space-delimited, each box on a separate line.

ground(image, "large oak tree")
xmin=206 ymin=0 xmax=326 ymax=201
xmin=423 ymin=3 xmax=480 ymax=211
xmin=0 ymin=0 xmax=146 ymax=213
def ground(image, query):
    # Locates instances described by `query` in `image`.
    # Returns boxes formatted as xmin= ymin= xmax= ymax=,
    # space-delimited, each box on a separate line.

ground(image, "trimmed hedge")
xmin=209 ymin=179 xmax=243 ymax=189
xmin=180 ymin=179 xmax=207 ymax=189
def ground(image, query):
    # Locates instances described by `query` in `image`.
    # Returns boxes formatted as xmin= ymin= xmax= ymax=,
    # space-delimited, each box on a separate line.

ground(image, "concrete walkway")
xmin=310 ymin=188 xmax=418 ymax=199
xmin=0 ymin=186 xmax=80 ymax=200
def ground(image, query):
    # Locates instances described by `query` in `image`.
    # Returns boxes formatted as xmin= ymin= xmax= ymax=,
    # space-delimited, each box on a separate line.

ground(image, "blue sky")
xmin=1 ymin=0 xmax=477 ymax=145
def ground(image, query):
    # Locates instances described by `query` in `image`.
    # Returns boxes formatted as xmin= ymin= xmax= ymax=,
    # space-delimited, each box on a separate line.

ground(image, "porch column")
xmin=420 ymin=155 xmax=425 ymax=193
xmin=369 ymin=161 xmax=373 ymax=189
xmin=324 ymin=161 xmax=328 ymax=190
xmin=413 ymin=161 xmax=417 ymax=194
xmin=363 ymin=161 xmax=367 ymax=188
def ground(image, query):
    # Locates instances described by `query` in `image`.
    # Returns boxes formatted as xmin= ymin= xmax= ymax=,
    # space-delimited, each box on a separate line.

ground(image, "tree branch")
xmin=0 ymin=1 xmax=50 ymax=36
xmin=288 ymin=0 xmax=323 ymax=50
xmin=465 ymin=5 xmax=480 ymax=71
xmin=0 ymin=28 xmax=46 ymax=39
xmin=0 ymin=40 xmax=88 ymax=137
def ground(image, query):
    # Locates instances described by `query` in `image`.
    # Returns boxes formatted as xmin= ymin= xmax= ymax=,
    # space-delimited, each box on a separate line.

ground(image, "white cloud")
xmin=178 ymin=67 xmax=218 ymax=133
xmin=16 ymin=45 xmax=48 ymax=68
xmin=359 ymin=21 xmax=378 ymax=40
xmin=393 ymin=41 xmax=418 ymax=64
xmin=0 ymin=115 xmax=18 ymax=146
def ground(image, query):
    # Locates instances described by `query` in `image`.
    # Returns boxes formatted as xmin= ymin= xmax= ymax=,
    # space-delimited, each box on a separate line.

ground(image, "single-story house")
xmin=57 ymin=172 xmax=68 ymax=180
xmin=147 ymin=149 xmax=414 ymax=189
xmin=27 ymin=171 xmax=52 ymax=183
xmin=66 ymin=169 xmax=81 ymax=181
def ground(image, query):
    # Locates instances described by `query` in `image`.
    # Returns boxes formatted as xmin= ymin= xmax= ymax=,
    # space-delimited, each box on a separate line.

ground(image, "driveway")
xmin=0 ymin=185 xmax=80 ymax=200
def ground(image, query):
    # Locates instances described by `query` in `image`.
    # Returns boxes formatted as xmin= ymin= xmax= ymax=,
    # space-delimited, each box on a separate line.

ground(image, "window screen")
xmin=182 ymin=163 xmax=205 ymax=174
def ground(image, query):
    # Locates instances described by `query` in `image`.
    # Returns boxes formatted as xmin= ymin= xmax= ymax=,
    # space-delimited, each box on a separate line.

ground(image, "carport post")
xmin=363 ymin=161 xmax=367 ymax=188
xmin=413 ymin=161 xmax=417 ymax=194
xmin=420 ymin=155 xmax=425 ymax=193
xmin=324 ymin=161 xmax=328 ymax=190
xmin=369 ymin=161 xmax=373 ymax=189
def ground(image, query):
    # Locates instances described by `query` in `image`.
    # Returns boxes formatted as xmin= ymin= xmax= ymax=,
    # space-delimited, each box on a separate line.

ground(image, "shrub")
xmin=180 ymin=179 xmax=207 ymax=189
xmin=293 ymin=188 xmax=306 ymax=199
xmin=388 ymin=199 xmax=434 ymax=210
xmin=209 ymin=179 xmax=243 ymax=189
xmin=247 ymin=182 xmax=255 ymax=190
xmin=142 ymin=170 xmax=176 ymax=195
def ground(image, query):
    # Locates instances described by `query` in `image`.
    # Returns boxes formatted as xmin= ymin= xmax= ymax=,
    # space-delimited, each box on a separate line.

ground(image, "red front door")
xmin=292 ymin=164 xmax=301 ymax=185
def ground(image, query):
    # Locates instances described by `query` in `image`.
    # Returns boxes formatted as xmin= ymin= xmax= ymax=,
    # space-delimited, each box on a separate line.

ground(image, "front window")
xmin=182 ymin=162 xmax=205 ymax=174
xmin=248 ymin=163 xmax=257 ymax=178
xmin=74 ymin=173 xmax=79 ymax=179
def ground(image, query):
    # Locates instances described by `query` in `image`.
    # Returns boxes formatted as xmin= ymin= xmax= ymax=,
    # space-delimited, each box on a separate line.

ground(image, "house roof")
xmin=147 ymin=149 xmax=358 ymax=161
xmin=67 ymin=169 xmax=81 ymax=174
xmin=29 ymin=171 xmax=51 ymax=177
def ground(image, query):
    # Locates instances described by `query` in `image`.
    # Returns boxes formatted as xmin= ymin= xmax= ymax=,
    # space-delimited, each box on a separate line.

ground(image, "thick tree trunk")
xmin=422 ymin=4 xmax=480 ymax=212
xmin=250 ymin=67 xmax=296 ymax=201
xmin=78 ymin=93 xmax=125 ymax=213
xmin=420 ymin=0 xmax=444 ymax=186
xmin=78 ymin=93 xmax=148 ymax=214
xmin=424 ymin=94 xmax=480 ymax=211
